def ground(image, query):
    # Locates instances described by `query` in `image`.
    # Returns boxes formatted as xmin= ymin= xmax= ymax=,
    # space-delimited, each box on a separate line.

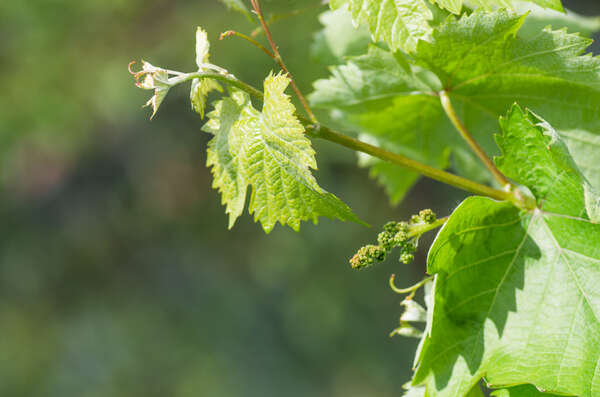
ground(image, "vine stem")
xmin=440 ymin=91 xmax=512 ymax=189
xmin=250 ymin=0 xmax=318 ymax=124
xmin=310 ymin=124 xmax=517 ymax=203
xmin=167 ymin=71 xmax=264 ymax=98
xmin=163 ymin=71 xmax=526 ymax=207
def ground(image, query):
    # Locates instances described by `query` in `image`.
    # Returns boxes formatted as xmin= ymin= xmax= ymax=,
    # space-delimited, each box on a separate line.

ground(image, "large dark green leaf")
xmin=412 ymin=106 xmax=600 ymax=396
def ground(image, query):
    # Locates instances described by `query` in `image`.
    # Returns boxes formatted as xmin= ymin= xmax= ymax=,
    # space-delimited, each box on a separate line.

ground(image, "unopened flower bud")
xmin=378 ymin=231 xmax=395 ymax=251
xmin=400 ymin=252 xmax=415 ymax=264
xmin=350 ymin=245 xmax=386 ymax=270
xmin=384 ymin=221 xmax=399 ymax=233
xmin=419 ymin=209 xmax=436 ymax=224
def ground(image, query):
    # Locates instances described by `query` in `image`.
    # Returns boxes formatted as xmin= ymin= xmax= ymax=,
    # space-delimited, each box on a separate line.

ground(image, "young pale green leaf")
xmin=191 ymin=78 xmax=223 ymax=119
xmin=330 ymin=0 xmax=563 ymax=52
xmin=460 ymin=0 xmax=563 ymax=13
xmin=412 ymin=106 xmax=600 ymax=397
xmin=195 ymin=27 xmax=210 ymax=67
xmin=311 ymin=8 xmax=371 ymax=65
xmin=310 ymin=10 xmax=600 ymax=204
xmin=190 ymin=27 xmax=222 ymax=119
xmin=202 ymin=73 xmax=363 ymax=233
xmin=330 ymin=0 xmax=434 ymax=52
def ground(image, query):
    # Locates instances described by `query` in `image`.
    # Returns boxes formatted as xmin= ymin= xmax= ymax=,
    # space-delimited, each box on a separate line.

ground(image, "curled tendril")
xmin=389 ymin=274 xmax=433 ymax=298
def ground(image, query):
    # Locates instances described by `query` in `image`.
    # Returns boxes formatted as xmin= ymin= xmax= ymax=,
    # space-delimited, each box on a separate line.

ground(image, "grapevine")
xmin=130 ymin=0 xmax=600 ymax=395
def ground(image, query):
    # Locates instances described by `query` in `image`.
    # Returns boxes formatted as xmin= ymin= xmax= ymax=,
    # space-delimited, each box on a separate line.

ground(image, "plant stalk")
xmin=168 ymin=71 xmax=265 ymax=99
xmin=440 ymin=91 xmax=512 ymax=189
xmin=165 ymin=72 xmax=526 ymax=207
xmin=308 ymin=124 xmax=517 ymax=203
xmin=408 ymin=216 xmax=449 ymax=239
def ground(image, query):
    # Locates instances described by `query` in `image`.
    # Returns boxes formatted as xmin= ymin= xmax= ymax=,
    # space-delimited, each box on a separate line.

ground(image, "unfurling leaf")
xmin=191 ymin=78 xmax=222 ymax=119
xmin=190 ymin=27 xmax=222 ymax=119
xmin=202 ymin=72 xmax=363 ymax=233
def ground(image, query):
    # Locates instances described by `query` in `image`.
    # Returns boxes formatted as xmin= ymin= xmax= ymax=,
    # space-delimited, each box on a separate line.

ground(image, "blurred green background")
xmin=0 ymin=1 xmax=598 ymax=396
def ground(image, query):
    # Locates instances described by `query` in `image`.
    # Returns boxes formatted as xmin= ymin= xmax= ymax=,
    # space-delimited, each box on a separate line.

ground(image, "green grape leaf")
xmin=329 ymin=0 xmax=563 ymax=52
xmin=202 ymin=72 xmax=363 ymax=233
xmin=415 ymin=10 xmax=600 ymax=187
xmin=586 ymin=183 xmax=600 ymax=223
xmin=401 ymin=384 xmax=426 ymax=397
xmin=412 ymin=106 xmax=600 ymax=396
xmin=495 ymin=106 xmax=593 ymax=216
xmin=309 ymin=45 xmax=455 ymax=203
xmin=515 ymin=2 xmax=600 ymax=38
xmin=491 ymin=384 xmax=563 ymax=397
xmin=310 ymin=10 xmax=600 ymax=204
xmin=329 ymin=0 xmax=434 ymax=52
xmin=311 ymin=8 xmax=371 ymax=65
xmin=403 ymin=383 xmax=485 ymax=397
xmin=190 ymin=27 xmax=222 ymax=119
xmin=460 ymin=0 xmax=563 ymax=13
xmin=217 ymin=0 xmax=255 ymax=22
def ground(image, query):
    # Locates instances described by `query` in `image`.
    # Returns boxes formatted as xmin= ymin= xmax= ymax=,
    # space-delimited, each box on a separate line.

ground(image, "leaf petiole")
xmin=440 ymin=91 xmax=512 ymax=189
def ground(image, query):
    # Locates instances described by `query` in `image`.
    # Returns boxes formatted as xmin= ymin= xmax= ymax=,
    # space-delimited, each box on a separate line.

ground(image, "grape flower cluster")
xmin=350 ymin=209 xmax=437 ymax=270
